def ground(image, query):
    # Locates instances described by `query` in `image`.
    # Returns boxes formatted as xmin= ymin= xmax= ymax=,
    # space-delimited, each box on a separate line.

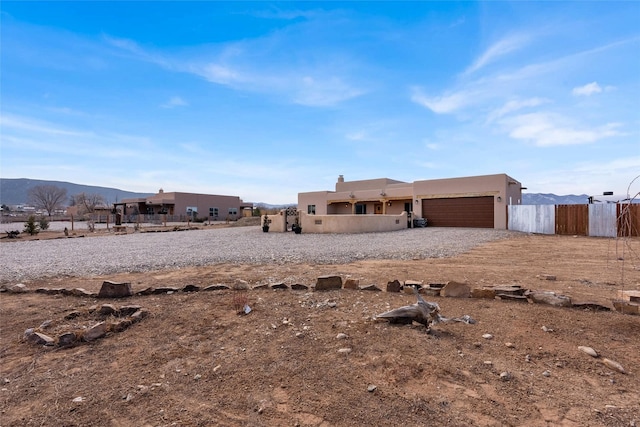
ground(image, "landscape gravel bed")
xmin=1 ymin=227 xmax=516 ymax=283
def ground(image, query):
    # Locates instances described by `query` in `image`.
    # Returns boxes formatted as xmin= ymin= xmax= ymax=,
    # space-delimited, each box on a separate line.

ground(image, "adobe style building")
xmin=115 ymin=189 xmax=252 ymax=221
xmin=298 ymin=173 xmax=524 ymax=229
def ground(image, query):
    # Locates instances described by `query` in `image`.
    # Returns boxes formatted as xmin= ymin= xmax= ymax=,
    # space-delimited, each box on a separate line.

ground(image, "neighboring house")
xmin=298 ymin=173 xmax=524 ymax=229
xmin=115 ymin=189 xmax=252 ymax=221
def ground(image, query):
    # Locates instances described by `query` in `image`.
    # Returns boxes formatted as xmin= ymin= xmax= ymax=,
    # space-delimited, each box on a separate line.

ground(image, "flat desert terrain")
xmin=1 ymin=227 xmax=639 ymax=426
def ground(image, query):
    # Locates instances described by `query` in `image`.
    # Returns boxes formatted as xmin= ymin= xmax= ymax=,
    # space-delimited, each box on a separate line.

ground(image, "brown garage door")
xmin=422 ymin=196 xmax=494 ymax=228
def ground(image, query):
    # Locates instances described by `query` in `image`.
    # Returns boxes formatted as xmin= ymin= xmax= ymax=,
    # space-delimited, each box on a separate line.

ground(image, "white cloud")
xmin=572 ymin=82 xmax=602 ymax=96
xmin=487 ymin=97 xmax=550 ymax=122
xmin=410 ymin=88 xmax=471 ymax=114
xmin=501 ymin=112 xmax=624 ymax=146
xmin=464 ymin=34 xmax=531 ymax=75
xmin=160 ymin=96 xmax=188 ymax=109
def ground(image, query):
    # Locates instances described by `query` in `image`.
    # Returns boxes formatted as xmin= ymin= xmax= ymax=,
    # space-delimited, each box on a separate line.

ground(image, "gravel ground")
xmin=1 ymin=227 xmax=516 ymax=283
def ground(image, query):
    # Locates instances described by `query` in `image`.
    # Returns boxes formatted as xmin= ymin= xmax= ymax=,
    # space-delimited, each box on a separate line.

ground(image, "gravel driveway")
xmin=1 ymin=227 xmax=515 ymax=283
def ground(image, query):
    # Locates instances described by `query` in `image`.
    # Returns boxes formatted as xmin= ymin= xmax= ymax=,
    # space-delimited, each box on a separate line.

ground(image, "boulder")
xmin=251 ymin=284 xmax=269 ymax=290
xmin=83 ymin=322 xmax=108 ymax=341
xmin=98 ymin=281 xmax=133 ymax=298
xmin=291 ymin=283 xmax=309 ymax=291
xmin=528 ymin=291 xmax=572 ymax=307
xmin=8 ymin=284 xmax=28 ymax=293
xmin=58 ymin=332 xmax=78 ymax=347
xmin=152 ymin=287 xmax=179 ymax=294
xmin=440 ymin=281 xmax=470 ymax=298
xmin=315 ymin=275 xmax=342 ymax=291
xmin=120 ymin=305 xmax=142 ymax=316
xmin=27 ymin=332 xmax=55 ymax=346
xmin=471 ymin=288 xmax=496 ymax=299
xmin=343 ymin=278 xmax=360 ymax=290
xmin=99 ymin=304 xmax=118 ymax=316
xmin=270 ymin=283 xmax=289 ymax=290
xmin=202 ymin=284 xmax=230 ymax=291
xmin=71 ymin=288 xmax=96 ymax=297
xmin=182 ymin=284 xmax=200 ymax=292
xmin=386 ymin=280 xmax=402 ymax=293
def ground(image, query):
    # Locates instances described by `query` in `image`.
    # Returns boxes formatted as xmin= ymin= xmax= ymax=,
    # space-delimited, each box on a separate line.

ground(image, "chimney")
xmin=338 ymin=175 xmax=344 ymax=183
xmin=159 ymin=188 xmax=164 ymax=194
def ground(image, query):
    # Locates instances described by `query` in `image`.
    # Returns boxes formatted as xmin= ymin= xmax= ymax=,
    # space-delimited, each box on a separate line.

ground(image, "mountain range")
xmin=1 ymin=177 xmax=592 ymax=206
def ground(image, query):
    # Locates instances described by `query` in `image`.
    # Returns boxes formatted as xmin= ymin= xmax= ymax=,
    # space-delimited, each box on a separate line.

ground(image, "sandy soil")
xmin=1 ymin=230 xmax=639 ymax=426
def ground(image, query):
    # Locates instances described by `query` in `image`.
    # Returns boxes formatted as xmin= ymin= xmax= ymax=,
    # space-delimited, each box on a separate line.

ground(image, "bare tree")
xmin=28 ymin=185 xmax=68 ymax=217
xmin=70 ymin=192 xmax=106 ymax=215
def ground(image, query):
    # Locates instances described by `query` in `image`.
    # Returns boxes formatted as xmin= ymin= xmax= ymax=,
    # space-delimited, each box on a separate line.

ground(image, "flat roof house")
xmin=115 ymin=189 xmax=252 ymax=221
xmin=298 ymin=173 xmax=524 ymax=229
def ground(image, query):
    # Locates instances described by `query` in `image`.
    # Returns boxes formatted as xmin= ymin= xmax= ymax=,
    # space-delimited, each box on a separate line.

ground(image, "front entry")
xmin=374 ymin=203 xmax=383 ymax=214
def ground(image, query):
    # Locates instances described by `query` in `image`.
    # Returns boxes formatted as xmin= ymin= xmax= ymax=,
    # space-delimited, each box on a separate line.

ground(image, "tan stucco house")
xmin=298 ymin=173 xmax=524 ymax=229
xmin=115 ymin=189 xmax=252 ymax=221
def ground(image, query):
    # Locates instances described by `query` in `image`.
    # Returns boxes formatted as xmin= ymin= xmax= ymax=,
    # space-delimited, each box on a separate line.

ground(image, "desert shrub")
xmin=38 ymin=216 xmax=50 ymax=231
xmin=24 ymin=215 xmax=40 ymax=235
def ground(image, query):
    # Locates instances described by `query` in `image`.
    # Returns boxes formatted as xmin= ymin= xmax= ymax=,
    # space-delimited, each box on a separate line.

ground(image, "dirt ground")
xmin=1 ymin=229 xmax=639 ymax=427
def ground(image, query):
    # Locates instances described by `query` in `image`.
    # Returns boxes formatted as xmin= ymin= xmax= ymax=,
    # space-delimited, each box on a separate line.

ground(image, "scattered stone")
xmin=213 ymin=365 xmax=222 ymax=373
xmin=295 ymin=332 xmax=304 ymax=338
xmin=136 ymin=287 xmax=155 ymax=295
xmin=578 ymin=346 xmax=599 ymax=358
xmin=471 ymin=288 xmax=496 ymax=299
xmin=537 ymin=274 xmax=557 ymax=281
xmin=291 ymin=284 xmax=308 ymax=291
xmin=342 ymin=278 xmax=359 ymax=290
xmin=420 ymin=286 xmax=442 ymax=297
xmin=98 ymin=281 xmax=133 ymax=298
xmin=327 ymin=301 xmax=337 ymax=308
xmin=194 ymin=374 xmax=201 ymax=380
xmin=360 ymin=284 xmax=382 ymax=292
xmin=120 ymin=305 xmax=142 ymax=316
xmin=571 ymin=302 xmax=610 ymax=312
xmin=58 ymin=332 xmax=78 ymax=347
xmin=72 ymin=397 xmax=84 ymax=403
xmin=152 ymin=287 xmax=179 ymax=294
xmin=71 ymin=288 xmax=95 ymax=297
xmin=440 ymin=281 xmax=470 ymax=298
xmin=499 ymin=372 xmax=511 ymax=381
xmin=492 ymin=285 xmax=526 ymax=296
xmin=130 ymin=309 xmax=147 ymax=322
xmin=484 ymin=361 xmax=493 ymax=366
xmin=505 ymin=342 xmax=515 ymax=348
xmin=83 ymin=322 xmax=108 ymax=341
xmin=8 ymin=283 xmax=28 ymax=293
xmin=529 ymin=291 xmax=571 ymax=307
xmin=482 ymin=334 xmax=493 ymax=340
xmin=541 ymin=326 xmax=553 ymax=333
xmin=613 ymin=300 xmax=640 ymax=315
xmin=386 ymin=280 xmax=402 ymax=293
xmin=337 ymin=348 xmax=352 ymax=354
xmin=525 ymin=354 xmax=531 ymax=362
xmin=495 ymin=294 xmax=529 ymax=302
xmin=473 ymin=342 xmax=482 ymax=348
xmin=182 ymin=284 xmax=200 ymax=292
xmin=542 ymin=370 xmax=551 ymax=377
xmin=99 ymin=304 xmax=118 ymax=316
xmin=315 ymin=275 xmax=343 ymax=291
xmin=39 ymin=320 xmax=53 ymax=329
xmin=602 ymin=358 xmax=627 ymax=374
xmin=270 ymin=283 xmax=289 ymax=290
xmin=252 ymin=284 xmax=269 ymax=290
xmin=336 ymin=333 xmax=348 ymax=340
xmin=367 ymin=384 xmax=377 ymax=392
xmin=27 ymin=332 xmax=55 ymax=346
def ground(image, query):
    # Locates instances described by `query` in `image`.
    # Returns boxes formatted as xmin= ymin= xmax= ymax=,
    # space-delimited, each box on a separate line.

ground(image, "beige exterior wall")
xmin=298 ymin=173 xmax=523 ymax=230
xmin=264 ymin=211 xmax=408 ymax=233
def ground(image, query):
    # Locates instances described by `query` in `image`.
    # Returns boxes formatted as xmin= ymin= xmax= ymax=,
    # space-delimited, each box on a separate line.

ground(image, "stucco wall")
xmin=299 ymin=211 xmax=407 ymax=234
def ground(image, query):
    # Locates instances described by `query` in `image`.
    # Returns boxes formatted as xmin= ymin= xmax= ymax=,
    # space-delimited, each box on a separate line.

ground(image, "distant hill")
xmin=0 ymin=178 xmax=608 ymax=207
xmin=521 ymin=193 xmax=589 ymax=205
xmin=0 ymin=178 xmax=153 ymax=206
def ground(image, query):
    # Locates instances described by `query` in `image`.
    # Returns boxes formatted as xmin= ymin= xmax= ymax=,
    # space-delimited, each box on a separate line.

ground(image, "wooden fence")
xmin=508 ymin=204 xmax=640 ymax=237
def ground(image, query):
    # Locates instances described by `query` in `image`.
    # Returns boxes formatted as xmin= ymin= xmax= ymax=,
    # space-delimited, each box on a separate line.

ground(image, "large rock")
xmin=8 ymin=283 xmax=28 ymax=293
xmin=27 ymin=332 xmax=55 ymax=346
xmin=315 ymin=275 xmax=342 ymax=291
xmin=528 ymin=291 xmax=572 ymax=307
xmin=440 ymin=281 xmax=470 ymax=298
xmin=386 ymin=280 xmax=402 ymax=293
xmin=83 ymin=322 xmax=108 ymax=341
xmin=343 ymin=278 xmax=360 ymax=290
xmin=471 ymin=288 xmax=496 ymax=299
xmin=98 ymin=281 xmax=133 ymax=298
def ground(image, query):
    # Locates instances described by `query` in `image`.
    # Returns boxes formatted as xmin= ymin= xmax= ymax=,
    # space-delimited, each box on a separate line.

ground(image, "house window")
xmin=307 ymin=205 xmax=316 ymax=215
xmin=228 ymin=208 xmax=238 ymax=215
xmin=210 ymin=207 xmax=219 ymax=218
xmin=186 ymin=206 xmax=198 ymax=218
xmin=355 ymin=204 xmax=367 ymax=215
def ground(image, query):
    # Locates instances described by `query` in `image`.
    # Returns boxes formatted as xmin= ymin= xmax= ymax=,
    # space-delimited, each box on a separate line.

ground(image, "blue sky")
xmin=1 ymin=1 xmax=639 ymax=204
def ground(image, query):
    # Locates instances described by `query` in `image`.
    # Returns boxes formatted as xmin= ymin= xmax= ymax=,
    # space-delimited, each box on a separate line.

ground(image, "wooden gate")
xmin=618 ymin=204 xmax=640 ymax=237
xmin=555 ymin=204 xmax=588 ymax=235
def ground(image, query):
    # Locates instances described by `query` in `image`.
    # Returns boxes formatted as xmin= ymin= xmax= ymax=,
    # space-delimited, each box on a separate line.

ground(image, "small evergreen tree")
xmin=24 ymin=215 xmax=40 ymax=235
xmin=38 ymin=216 xmax=50 ymax=231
